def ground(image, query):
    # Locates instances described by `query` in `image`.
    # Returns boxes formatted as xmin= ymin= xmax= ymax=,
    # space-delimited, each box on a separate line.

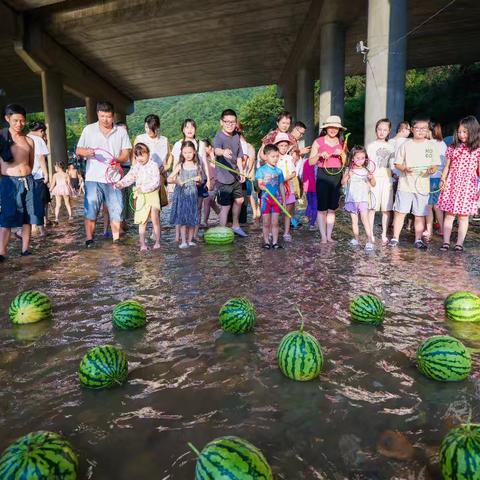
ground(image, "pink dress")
xmin=437 ymin=144 xmax=480 ymax=215
xmin=51 ymin=175 xmax=72 ymax=196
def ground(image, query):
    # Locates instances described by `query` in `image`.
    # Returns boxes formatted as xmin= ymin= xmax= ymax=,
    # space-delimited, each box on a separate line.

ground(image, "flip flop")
xmin=454 ymin=245 xmax=464 ymax=252
xmin=440 ymin=243 xmax=450 ymax=251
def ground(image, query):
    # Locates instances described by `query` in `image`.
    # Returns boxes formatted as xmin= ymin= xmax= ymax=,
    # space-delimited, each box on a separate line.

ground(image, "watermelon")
xmin=112 ymin=300 xmax=146 ymax=330
xmin=416 ymin=335 xmax=471 ymax=382
xmin=189 ymin=436 xmax=272 ymax=480
xmin=445 ymin=291 xmax=480 ymax=323
xmin=350 ymin=294 xmax=385 ymax=326
xmin=9 ymin=291 xmax=52 ymax=324
xmin=219 ymin=298 xmax=256 ymax=333
xmin=0 ymin=430 xmax=78 ymax=480
xmin=277 ymin=322 xmax=324 ymax=381
xmin=204 ymin=226 xmax=235 ymax=245
xmin=78 ymin=345 xmax=128 ymax=389
xmin=440 ymin=424 xmax=480 ymax=479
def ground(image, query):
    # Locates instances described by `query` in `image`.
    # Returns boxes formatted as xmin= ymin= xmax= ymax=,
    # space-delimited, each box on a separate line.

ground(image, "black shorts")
xmin=316 ymin=168 xmax=342 ymax=211
xmin=217 ymin=181 xmax=243 ymax=206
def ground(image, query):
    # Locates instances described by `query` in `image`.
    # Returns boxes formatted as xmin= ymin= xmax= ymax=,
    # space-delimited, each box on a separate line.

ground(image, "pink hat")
xmin=273 ymin=132 xmax=292 ymax=144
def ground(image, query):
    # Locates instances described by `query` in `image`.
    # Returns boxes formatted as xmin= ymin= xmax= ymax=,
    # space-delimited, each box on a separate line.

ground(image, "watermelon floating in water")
xmin=350 ymin=294 xmax=385 ymax=326
xmin=78 ymin=345 xmax=128 ymax=389
xmin=445 ymin=291 xmax=480 ymax=323
xmin=0 ymin=430 xmax=78 ymax=480
xmin=440 ymin=424 xmax=480 ymax=479
xmin=189 ymin=436 xmax=272 ymax=480
xmin=219 ymin=297 xmax=256 ymax=333
xmin=416 ymin=335 xmax=471 ymax=382
xmin=112 ymin=300 xmax=146 ymax=330
xmin=204 ymin=226 xmax=235 ymax=245
xmin=277 ymin=318 xmax=324 ymax=381
xmin=9 ymin=291 xmax=52 ymax=324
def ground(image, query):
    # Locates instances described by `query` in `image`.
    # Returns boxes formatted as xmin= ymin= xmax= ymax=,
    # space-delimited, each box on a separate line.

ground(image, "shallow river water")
xmin=1 ymin=202 xmax=480 ymax=479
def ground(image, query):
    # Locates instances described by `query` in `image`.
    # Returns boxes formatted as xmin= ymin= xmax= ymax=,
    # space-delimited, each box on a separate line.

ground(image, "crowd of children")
xmin=0 ymin=102 xmax=479 ymax=260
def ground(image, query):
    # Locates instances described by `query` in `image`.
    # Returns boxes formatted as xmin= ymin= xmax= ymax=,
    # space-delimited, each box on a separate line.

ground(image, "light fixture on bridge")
xmin=356 ymin=41 xmax=369 ymax=63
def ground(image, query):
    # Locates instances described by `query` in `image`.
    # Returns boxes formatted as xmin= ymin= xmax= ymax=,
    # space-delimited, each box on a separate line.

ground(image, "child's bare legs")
xmin=194 ymin=197 xmax=203 ymax=240
xmin=425 ymin=205 xmax=434 ymax=239
xmin=187 ymin=226 xmax=195 ymax=244
xmin=284 ymin=204 xmax=295 ymax=237
xmin=151 ymin=208 xmax=161 ymax=249
xmin=456 ymin=215 xmax=469 ymax=247
xmin=63 ymin=196 xmax=72 ymax=219
xmin=271 ymin=213 xmax=280 ymax=245
xmin=434 ymin=206 xmax=444 ymax=235
xmin=262 ymin=213 xmax=271 ymax=244
xmin=317 ymin=210 xmax=327 ymax=243
xmin=392 ymin=211 xmax=406 ymax=241
xmin=54 ymin=195 xmax=62 ymax=222
xmin=368 ymin=210 xmax=376 ymax=240
xmin=175 ymin=225 xmax=180 ymax=242
xmin=326 ymin=210 xmax=336 ymax=242
xmin=138 ymin=222 xmax=148 ymax=251
xmin=180 ymin=225 xmax=187 ymax=245
xmin=21 ymin=224 xmax=31 ymax=253
xmin=0 ymin=227 xmax=11 ymax=256
xmin=381 ymin=211 xmax=390 ymax=242
xmin=414 ymin=216 xmax=425 ymax=242
xmin=350 ymin=213 xmax=360 ymax=241
xmin=360 ymin=210 xmax=374 ymax=243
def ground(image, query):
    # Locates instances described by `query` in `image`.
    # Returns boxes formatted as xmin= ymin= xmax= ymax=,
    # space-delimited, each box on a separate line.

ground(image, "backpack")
xmin=0 ymin=128 xmax=14 ymax=163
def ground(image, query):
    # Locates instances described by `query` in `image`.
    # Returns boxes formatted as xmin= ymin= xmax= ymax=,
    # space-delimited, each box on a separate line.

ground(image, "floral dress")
xmin=437 ymin=144 xmax=480 ymax=215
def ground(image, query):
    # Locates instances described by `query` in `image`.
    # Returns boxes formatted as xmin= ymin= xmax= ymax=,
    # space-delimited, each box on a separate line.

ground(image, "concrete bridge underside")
xmin=1 ymin=0 xmax=479 ymax=161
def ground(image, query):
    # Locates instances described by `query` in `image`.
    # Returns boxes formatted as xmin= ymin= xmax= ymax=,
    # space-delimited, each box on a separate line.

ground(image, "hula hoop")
xmin=414 ymin=173 xmax=444 ymax=197
xmin=209 ymin=159 xmax=253 ymax=181
xmin=92 ymin=147 xmax=124 ymax=185
xmin=351 ymin=160 xmax=377 ymax=177
xmin=368 ymin=189 xmax=377 ymax=210
xmin=128 ymin=190 xmax=147 ymax=212
xmin=322 ymin=133 xmax=351 ymax=176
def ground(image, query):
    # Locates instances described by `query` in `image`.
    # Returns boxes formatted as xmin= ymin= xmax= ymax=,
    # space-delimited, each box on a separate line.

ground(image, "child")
xmin=115 ymin=143 xmax=161 ymax=251
xmin=366 ymin=118 xmax=395 ymax=245
xmin=391 ymin=117 xmax=440 ymax=249
xmin=275 ymin=132 xmax=296 ymax=242
xmin=202 ymin=138 xmax=220 ymax=225
xmin=302 ymin=150 xmax=317 ymax=230
xmin=168 ymin=141 xmax=202 ymax=248
xmin=342 ymin=146 xmax=376 ymax=251
xmin=255 ymin=144 xmax=286 ymax=249
xmin=437 ymin=116 xmax=480 ymax=252
xmin=50 ymin=162 xmax=73 ymax=223
xmin=67 ymin=163 xmax=84 ymax=194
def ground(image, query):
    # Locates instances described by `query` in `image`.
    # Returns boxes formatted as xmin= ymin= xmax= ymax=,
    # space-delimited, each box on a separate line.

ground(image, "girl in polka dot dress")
xmin=438 ymin=116 xmax=480 ymax=252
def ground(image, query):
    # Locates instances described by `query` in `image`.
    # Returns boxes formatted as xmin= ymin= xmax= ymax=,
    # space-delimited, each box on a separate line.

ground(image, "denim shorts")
xmin=0 ymin=175 xmax=43 ymax=227
xmin=84 ymin=181 xmax=123 ymax=221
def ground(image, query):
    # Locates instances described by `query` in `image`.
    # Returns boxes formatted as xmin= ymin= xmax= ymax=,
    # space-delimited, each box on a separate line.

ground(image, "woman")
xmin=308 ymin=115 xmax=347 ymax=243
xmin=67 ymin=163 xmax=84 ymax=194
xmin=258 ymin=111 xmax=297 ymax=163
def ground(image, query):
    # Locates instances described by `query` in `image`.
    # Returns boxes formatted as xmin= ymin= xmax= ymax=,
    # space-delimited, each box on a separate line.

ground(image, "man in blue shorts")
xmin=76 ymin=101 xmax=132 ymax=247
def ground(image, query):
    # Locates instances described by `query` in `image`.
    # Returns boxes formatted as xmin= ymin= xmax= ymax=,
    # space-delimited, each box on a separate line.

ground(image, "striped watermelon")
xmin=350 ymin=294 xmax=385 ymax=326
xmin=9 ymin=291 xmax=52 ymax=324
xmin=277 ymin=323 xmax=324 ymax=381
xmin=440 ymin=424 xmax=480 ymax=479
xmin=112 ymin=300 xmax=146 ymax=330
xmin=0 ymin=430 xmax=78 ymax=479
xmin=189 ymin=436 xmax=272 ymax=480
xmin=78 ymin=345 xmax=128 ymax=389
xmin=416 ymin=335 xmax=471 ymax=382
xmin=219 ymin=298 xmax=256 ymax=333
xmin=445 ymin=291 xmax=480 ymax=323
xmin=204 ymin=226 xmax=235 ymax=245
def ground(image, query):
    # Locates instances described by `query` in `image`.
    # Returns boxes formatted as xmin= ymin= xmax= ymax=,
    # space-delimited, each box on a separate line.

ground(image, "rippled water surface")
xmin=1 ymin=200 xmax=480 ymax=479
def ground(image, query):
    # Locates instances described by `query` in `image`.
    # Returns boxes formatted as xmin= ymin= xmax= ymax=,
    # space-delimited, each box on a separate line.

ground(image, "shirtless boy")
xmin=0 ymin=104 xmax=42 ymax=260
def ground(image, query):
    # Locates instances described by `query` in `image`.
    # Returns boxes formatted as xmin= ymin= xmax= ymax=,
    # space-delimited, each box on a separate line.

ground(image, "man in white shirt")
xmin=76 ymin=101 xmax=132 ymax=246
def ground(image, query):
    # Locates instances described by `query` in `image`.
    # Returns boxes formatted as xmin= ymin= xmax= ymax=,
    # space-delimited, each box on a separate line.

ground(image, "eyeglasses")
xmin=413 ymin=127 xmax=428 ymax=131
xmin=222 ymin=120 xmax=237 ymax=125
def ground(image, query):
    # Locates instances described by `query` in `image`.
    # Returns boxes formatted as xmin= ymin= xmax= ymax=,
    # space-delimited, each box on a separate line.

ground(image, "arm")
xmin=167 ymin=165 xmax=181 ymax=184
xmin=308 ymin=141 xmax=321 ymax=166
xmin=394 ymin=144 xmax=411 ymax=173
xmin=39 ymin=155 xmax=49 ymax=183
xmin=341 ymin=170 xmax=351 ymax=187
xmin=236 ymin=156 xmax=245 ymax=182
xmin=115 ymin=164 xmax=137 ymax=189
xmin=279 ymin=183 xmax=286 ymax=205
xmin=27 ymin=137 xmax=34 ymax=169
xmin=50 ymin=174 xmax=57 ymax=191
xmin=368 ymin=174 xmax=376 ymax=187
xmin=116 ymin=148 xmax=131 ymax=165
xmin=441 ymin=147 xmax=453 ymax=182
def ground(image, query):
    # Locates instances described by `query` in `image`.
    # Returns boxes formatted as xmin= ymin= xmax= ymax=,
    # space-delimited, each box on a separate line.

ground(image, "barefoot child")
xmin=115 ymin=143 xmax=161 ymax=251
xmin=255 ymin=144 xmax=286 ymax=249
xmin=50 ymin=162 xmax=73 ymax=222
xmin=275 ymin=132 xmax=296 ymax=242
xmin=168 ymin=141 xmax=202 ymax=249
xmin=366 ymin=118 xmax=395 ymax=245
xmin=342 ymin=146 xmax=376 ymax=251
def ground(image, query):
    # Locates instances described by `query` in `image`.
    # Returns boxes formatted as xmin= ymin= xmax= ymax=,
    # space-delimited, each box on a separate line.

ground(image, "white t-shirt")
xmin=172 ymin=138 xmax=205 ymax=167
xmin=77 ymin=122 xmax=132 ymax=183
xmin=133 ymin=133 xmax=169 ymax=168
xmin=27 ymin=133 xmax=49 ymax=180
xmin=366 ymin=140 xmax=395 ymax=178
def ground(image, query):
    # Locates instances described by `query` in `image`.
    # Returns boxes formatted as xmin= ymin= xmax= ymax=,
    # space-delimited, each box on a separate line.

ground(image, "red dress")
xmin=437 ymin=144 xmax=480 ymax=215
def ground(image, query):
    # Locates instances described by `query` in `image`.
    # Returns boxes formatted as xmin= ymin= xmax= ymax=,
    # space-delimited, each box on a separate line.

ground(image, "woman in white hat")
xmin=308 ymin=115 xmax=347 ymax=243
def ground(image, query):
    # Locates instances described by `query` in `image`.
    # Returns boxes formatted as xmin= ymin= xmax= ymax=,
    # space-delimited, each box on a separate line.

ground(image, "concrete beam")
xmin=41 ymin=69 xmax=68 ymax=175
xmin=319 ymin=22 xmax=346 ymax=125
xmin=13 ymin=13 xmax=133 ymax=114
xmin=364 ymin=0 xmax=407 ymax=144
xmin=85 ymin=97 xmax=97 ymax=124
xmin=278 ymin=83 xmax=297 ymax=118
xmin=296 ymin=66 xmax=315 ymax=146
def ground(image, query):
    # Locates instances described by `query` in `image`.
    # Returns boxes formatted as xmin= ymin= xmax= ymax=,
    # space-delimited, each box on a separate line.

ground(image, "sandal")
xmin=454 ymin=245 xmax=464 ymax=252
xmin=440 ymin=243 xmax=450 ymax=251
xmin=262 ymin=243 xmax=271 ymax=249
xmin=272 ymin=243 xmax=283 ymax=249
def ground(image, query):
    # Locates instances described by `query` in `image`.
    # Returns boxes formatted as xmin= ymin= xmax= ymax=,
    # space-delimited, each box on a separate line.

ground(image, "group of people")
xmin=0 ymin=99 xmax=479 ymax=260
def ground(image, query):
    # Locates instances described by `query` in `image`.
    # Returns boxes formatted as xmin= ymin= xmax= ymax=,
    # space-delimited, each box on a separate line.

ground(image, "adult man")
xmin=76 ymin=101 xmax=132 ymax=246
xmin=213 ymin=109 xmax=247 ymax=237
xmin=0 ymin=104 xmax=41 ymax=260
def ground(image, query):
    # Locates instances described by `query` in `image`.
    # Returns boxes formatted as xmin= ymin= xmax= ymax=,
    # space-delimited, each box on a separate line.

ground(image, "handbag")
xmin=159 ymin=172 xmax=168 ymax=207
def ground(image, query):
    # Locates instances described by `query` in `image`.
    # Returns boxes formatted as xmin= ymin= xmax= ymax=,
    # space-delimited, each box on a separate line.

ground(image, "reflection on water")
xmin=0 ymin=202 xmax=479 ymax=479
